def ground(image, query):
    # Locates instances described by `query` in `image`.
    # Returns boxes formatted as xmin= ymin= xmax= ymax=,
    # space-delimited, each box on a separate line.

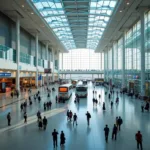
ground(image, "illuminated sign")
xmin=59 ymin=87 xmax=68 ymax=92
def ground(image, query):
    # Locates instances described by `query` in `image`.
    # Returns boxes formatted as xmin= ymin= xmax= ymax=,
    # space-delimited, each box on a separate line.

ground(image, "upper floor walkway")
xmin=59 ymin=69 xmax=104 ymax=74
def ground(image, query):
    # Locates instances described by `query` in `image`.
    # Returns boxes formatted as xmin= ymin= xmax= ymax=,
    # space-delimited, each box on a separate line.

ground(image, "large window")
xmin=125 ymin=21 xmax=141 ymax=71
xmin=145 ymin=11 xmax=150 ymax=70
xmin=59 ymin=49 xmax=104 ymax=70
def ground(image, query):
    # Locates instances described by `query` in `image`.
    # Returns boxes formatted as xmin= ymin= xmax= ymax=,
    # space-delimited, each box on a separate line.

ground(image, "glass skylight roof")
xmin=87 ymin=0 xmax=117 ymax=49
xmin=32 ymin=0 xmax=117 ymax=50
xmin=32 ymin=0 xmax=76 ymax=50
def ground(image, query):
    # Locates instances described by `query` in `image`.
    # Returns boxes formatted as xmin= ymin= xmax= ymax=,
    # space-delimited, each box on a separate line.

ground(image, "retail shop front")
xmin=0 ymin=72 xmax=15 ymax=93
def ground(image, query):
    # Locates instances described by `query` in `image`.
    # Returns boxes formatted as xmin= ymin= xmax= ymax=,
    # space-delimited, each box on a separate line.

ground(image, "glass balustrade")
xmin=0 ymin=45 xmax=16 ymax=62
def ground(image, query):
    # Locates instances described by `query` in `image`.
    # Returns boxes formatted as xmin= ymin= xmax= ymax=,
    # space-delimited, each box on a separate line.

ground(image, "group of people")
xmin=43 ymin=101 xmax=52 ymax=110
xmin=66 ymin=110 xmax=78 ymax=126
xmin=52 ymin=129 xmax=66 ymax=148
xmin=6 ymin=83 xmax=145 ymax=150
xmin=37 ymin=111 xmax=48 ymax=130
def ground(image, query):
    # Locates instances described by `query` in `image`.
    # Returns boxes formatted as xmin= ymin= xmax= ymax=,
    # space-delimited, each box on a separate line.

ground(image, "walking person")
xmin=111 ymin=101 xmax=113 ymax=109
xmin=117 ymin=116 xmax=123 ymax=131
xmin=52 ymin=129 xmax=59 ymax=148
xmin=99 ymin=94 xmax=101 ymax=103
xmin=112 ymin=124 xmax=118 ymax=140
xmin=20 ymin=103 xmax=23 ymax=112
xmin=44 ymin=103 xmax=46 ymax=111
xmin=102 ymin=102 xmax=106 ymax=111
xmin=66 ymin=110 xmax=70 ymax=121
xmin=24 ymin=112 xmax=27 ymax=123
xmin=7 ymin=112 xmax=11 ymax=126
xmin=60 ymin=131 xmax=66 ymax=146
xmin=85 ymin=111 xmax=91 ymax=126
xmin=104 ymin=125 xmax=109 ymax=143
xmin=49 ymin=101 xmax=52 ymax=109
xmin=69 ymin=111 xmax=73 ymax=122
xmin=73 ymin=113 xmax=78 ymax=127
xmin=43 ymin=116 xmax=48 ymax=130
xmin=38 ymin=116 xmax=43 ymax=130
xmin=135 ymin=131 xmax=143 ymax=150
xmin=11 ymin=91 xmax=13 ymax=98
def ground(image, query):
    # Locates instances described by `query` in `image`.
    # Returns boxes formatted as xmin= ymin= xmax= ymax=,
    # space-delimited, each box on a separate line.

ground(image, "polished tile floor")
xmin=0 ymin=82 xmax=150 ymax=150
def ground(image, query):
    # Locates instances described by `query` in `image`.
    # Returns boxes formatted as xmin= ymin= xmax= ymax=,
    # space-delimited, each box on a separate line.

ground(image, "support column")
xmin=57 ymin=50 xmax=60 ymax=80
xmin=52 ymin=48 xmax=55 ymax=82
xmin=100 ymin=53 xmax=102 ymax=71
xmin=140 ymin=11 xmax=145 ymax=96
xmin=122 ymin=33 xmax=125 ymax=88
xmin=104 ymin=52 xmax=106 ymax=81
xmin=35 ymin=33 xmax=38 ymax=88
xmin=106 ymin=50 xmax=109 ymax=82
xmin=16 ymin=18 xmax=20 ymax=92
xmin=112 ymin=44 xmax=114 ymax=84
xmin=46 ymin=43 xmax=49 ymax=86
xmin=62 ymin=53 xmax=63 ymax=70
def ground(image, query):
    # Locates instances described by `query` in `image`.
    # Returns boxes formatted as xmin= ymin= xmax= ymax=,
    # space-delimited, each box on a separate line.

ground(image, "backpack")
xmin=89 ymin=114 xmax=91 ymax=118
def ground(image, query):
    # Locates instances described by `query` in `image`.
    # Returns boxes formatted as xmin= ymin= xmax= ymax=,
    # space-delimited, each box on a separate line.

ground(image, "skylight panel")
xmin=32 ymin=0 xmax=75 ymax=50
xmin=103 ymin=1 xmax=110 ymax=6
xmin=42 ymin=2 xmax=48 ymax=7
xmin=87 ymin=0 xmax=117 ymax=50
xmin=91 ymin=2 xmax=97 ymax=7
xmin=55 ymin=3 xmax=62 ymax=9
xmin=35 ymin=3 xmax=43 ymax=9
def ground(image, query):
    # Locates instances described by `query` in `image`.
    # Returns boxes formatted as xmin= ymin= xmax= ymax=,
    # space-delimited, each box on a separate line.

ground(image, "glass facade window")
xmin=108 ymin=48 xmax=112 ymax=70
xmin=59 ymin=49 xmax=104 ymax=70
xmin=125 ymin=21 xmax=141 ymax=71
xmin=145 ymin=11 xmax=150 ymax=70
xmin=118 ymin=38 xmax=123 ymax=70
xmin=113 ymin=43 xmax=118 ymax=70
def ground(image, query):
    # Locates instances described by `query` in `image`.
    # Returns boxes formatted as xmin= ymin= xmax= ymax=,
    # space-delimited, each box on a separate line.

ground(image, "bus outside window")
xmin=75 ymin=85 xmax=88 ymax=98
xmin=58 ymin=84 xmax=72 ymax=100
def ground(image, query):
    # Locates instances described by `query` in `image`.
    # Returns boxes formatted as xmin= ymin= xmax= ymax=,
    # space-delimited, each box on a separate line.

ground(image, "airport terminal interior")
xmin=0 ymin=0 xmax=150 ymax=149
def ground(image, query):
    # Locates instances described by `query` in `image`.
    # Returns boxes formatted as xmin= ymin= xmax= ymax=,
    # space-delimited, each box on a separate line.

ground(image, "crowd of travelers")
xmin=5 ymin=82 xmax=146 ymax=150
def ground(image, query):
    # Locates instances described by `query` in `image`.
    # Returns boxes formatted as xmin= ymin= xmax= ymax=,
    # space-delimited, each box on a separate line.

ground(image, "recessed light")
xmin=22 ymin=5 xmax=24 ymax=8
xmin=120 ymin=10 xmax=122 ymax=12
xmin=31 ymin=12 xmax=34 ymax=15
xmin=127 ymin=2 xmax=130 ymax=5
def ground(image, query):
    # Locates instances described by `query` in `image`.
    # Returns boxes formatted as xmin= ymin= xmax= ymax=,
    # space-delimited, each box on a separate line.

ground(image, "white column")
xmin=140 ymin=11 xmax=145 ymax=96
xmin=100 ymin=53 xmax=102 ymax=70
xmin=106 ymin=50 xmax=109 ymax=81
xmin=52 ymin=48 xmax=55 ymax=82
xmin=46 ymin=43 xmax=49 ymax=85
xmin=46 ymin=43 xmax=49 ymax=61
xmin=112 ymin=44 xmax=114 ymax=83
xmin=122 ymin=33 xmax=125 ymax=88
xmin=16 ymin=18 xmax=20 ymax=91
xmin=62 ymin=53 xmax=63 ymax=70
xmin=57 ymin=50 xmax=60 ymax=80
xmin=35 ymin=33 xmax=38 ymax=88
xmin=104 ymin=52 xmax=106 ymax=81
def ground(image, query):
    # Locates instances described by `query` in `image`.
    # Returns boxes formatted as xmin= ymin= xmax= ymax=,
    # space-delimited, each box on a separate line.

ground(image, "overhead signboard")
xmin=44 ymin=69 xmax=51 ymax=74
xmin=0 ymin=73 xmax=11 ymax=77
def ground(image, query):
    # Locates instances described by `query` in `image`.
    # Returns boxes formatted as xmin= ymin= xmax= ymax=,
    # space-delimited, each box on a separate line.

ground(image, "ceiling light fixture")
xmin=120 ymin=10 xmax=122 ymax=12
xmin=31 ymin=12 xmax=34 ymax=15
xmin=22 ymin=5 xmax=24 ymax=8
xmin=127 ymin=2 xmax=130 ymax=5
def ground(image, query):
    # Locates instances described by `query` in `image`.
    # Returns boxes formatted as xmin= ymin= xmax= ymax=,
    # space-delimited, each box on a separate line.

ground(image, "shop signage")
xmin=0 ymin=73 xmax=11 ymax=77
xmin=44 ymin=69 xmax=51 ymax=74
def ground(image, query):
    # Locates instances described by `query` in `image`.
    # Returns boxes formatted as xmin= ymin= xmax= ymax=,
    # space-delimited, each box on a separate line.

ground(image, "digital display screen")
xmin=59 ymin=87 xmax=68 ymax=92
